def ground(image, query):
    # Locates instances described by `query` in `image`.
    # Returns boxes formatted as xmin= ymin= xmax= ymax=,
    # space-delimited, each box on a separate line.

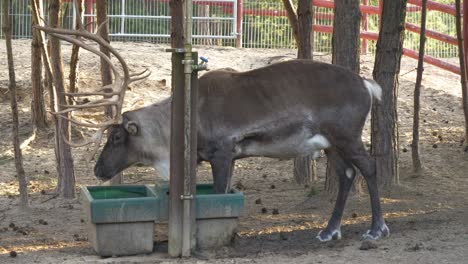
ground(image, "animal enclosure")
xmin=1 ymin=0 xmax=468 ymax=263
xmin=0 ymin=40 xmax=467 ymax=263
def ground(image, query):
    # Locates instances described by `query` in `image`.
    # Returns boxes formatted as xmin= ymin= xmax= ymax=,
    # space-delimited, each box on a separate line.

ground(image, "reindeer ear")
xmin=124 ymin=121 xmax=139 ymax=136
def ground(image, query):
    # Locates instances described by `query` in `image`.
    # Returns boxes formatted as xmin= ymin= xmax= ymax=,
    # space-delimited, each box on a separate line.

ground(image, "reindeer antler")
xmin=34 ymin=4 xmax=150 ymax=157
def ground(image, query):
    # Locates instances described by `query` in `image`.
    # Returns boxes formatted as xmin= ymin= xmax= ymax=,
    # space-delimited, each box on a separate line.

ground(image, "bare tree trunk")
xmin=198 ymin=4 xmax=211 ymax=45
xmin=371 ymin=0 xmax=407 ymax=189
xmin=3 ymin=0 xmax=29 ymax=208
xmin=456 ymin=0 xmax=468 ymax=149
xmin=170 ymin=0 xmax=184 ymax=48
xmin=327 ymin=0 xmax=362 ymax=195
xmin=283 ymin=0 xmax=313 ymax=184
xmin=297 ymin=0 xmax=313 ymax=59
xmin=96 ymin=0 xmax=112 ymax=88
xmin=96 ymin=0 xmax=122 ymax=184
xmin=283 ymin=0 xmax=315 ymax=185
xmin=411 ymin=0 xmax=427 ymax=173
xmin=50 ymin=0 xmax=76 ymax=198
xmin=32 ymin=0 xmax=61 ymax=188
xmin=68 ymin=0 xmax=83 ymax=105
xmin=282 ymin=0 xmax=299 ymax=44
xmin=31 ymin=0 xmax=47 ymax=131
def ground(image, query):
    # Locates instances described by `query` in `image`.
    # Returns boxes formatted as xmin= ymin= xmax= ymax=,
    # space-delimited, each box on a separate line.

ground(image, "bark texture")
xmin=297 ymin=0 xmax=313 ymax=59
xmin=371 ymin=0 xmax=407 ymax=188
xmin=50 ymin=0 xmax=76 ymax=198
xmin=31 ymin=0 xmax=47 ymax=131
xmin=170 ymin=0 xmax=184 ymax=48
xmin=455 ymin=0 xmax=468 ymax=149
xmin=327 ymin=0 xmax=362 ymax=195
xmin=411 ymin=0 xmax=427 ymax=173
xmin=3 ymin=0 xmax=29 ymax=208
xmin=68 ymin=0 xmax=83 ymax=104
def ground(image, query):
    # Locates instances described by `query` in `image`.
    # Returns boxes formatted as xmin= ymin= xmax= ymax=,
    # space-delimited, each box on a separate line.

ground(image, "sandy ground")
xmin=0 ymin=40 xmax=468 ymax=264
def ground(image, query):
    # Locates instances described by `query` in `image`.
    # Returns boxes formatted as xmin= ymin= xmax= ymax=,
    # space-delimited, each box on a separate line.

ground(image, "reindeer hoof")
xmin=316 ymin=229 xmax=342 ymax=242
xmin=361 ymin=223 xmax=390 ymax=240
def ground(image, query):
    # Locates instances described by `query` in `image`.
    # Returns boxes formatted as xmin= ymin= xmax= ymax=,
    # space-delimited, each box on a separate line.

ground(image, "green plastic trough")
xmin=81 ymin=185 xmax=159 ymax=256
xmin=81 ymin=184 xmax=244 ymax=255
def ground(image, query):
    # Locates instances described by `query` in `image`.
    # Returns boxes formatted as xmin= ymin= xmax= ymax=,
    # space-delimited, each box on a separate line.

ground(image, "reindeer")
xmin=94 ymin=61 xmax=389 ymax=242
xmin=37 ymin=11 xmax=389 ymax=243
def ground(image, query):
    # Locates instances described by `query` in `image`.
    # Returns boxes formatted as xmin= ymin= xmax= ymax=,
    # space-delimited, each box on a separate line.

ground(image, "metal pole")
xmin=181 ymin=0 xmax=194 ymax=257
xmin=121 ymin=0 xmax=126 ymax=35
xmin=235 ymin=0 xmax=243 ymax=48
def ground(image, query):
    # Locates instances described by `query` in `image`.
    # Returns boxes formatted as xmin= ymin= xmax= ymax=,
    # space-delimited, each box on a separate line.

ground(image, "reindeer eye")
xmin=113 ymin=132 xmax=122 ymax=143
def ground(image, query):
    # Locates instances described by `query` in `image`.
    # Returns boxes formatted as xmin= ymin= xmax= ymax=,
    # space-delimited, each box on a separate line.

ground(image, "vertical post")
xmin=85 ymin=0 xmax=93 ymax=32
xmin=463 ymin=0 xmax=468 ymax=75
xmin=361 ymin=0 xmax=368 ymax=54
xmin=168 ymin=0 xmax=198 ymax=257
xmin=168 ymin=51 xmax=185 ymax=257
xmin=236 ymin=0 xmax=243 ymax=48
xmin=378 ymin=0 xmax=383 ymax=30
xmin=121 ymin=0 xmax=126 ymax=35
xmin=72 ymin=0 xmax=77 ymax=27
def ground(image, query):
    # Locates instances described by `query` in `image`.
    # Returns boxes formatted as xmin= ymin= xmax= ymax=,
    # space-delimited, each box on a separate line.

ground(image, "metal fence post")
xmin=236 ymin=0 xmax=243 ymax=48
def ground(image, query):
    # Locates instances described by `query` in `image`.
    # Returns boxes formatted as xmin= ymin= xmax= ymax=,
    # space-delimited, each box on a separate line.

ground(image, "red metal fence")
xmin=78 ymin=0 xmax=462 ymax=75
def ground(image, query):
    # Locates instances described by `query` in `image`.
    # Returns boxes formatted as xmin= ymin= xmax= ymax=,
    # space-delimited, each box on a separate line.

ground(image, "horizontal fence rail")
xmin=0 ymin=0 xmax=460 ymax=74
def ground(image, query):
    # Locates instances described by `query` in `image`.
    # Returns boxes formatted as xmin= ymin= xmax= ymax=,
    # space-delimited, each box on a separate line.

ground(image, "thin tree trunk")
xmin=411 ymin=0 xmax=427 ymax=173
xmin=198 ymin=4 xmax=211 ymax=45
xmin=68 ymin=0 xmax=83 ymax=105
xmin=283 ymin=0 xmax=315 ymax=185
xmin=32 ymin=0 xmax=61 ymax=188
xmin=96 ymin=0 xmax=122 ymax=184
xmin=31 ymin=0 xmax=47 ymax=131
xmin=371 ymin=0 xmax=407 ymax=189
xmin=170 ymin=0 xmax=184 ymax=48
xmin=3 ymin=0 xmax=29 ymax=208
xmin=297 ymin=0 xmax=313 ymax=59
xmin=50 ymin=0 xmax=76 ymax=198
xmin=456 ymin=0 xmax=468 ymax=149
xmin=282 ymin=0 xmax=299 ymax=44
xmin=327 ymin=0 xmax=362 ymax=195
xmin=96 ymin=0 xmax=112 ymax=88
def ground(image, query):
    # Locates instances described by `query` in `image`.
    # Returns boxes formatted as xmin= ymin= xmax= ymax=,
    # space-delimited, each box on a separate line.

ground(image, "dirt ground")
xmin=0 ymin=40 xmax=468 ymax=264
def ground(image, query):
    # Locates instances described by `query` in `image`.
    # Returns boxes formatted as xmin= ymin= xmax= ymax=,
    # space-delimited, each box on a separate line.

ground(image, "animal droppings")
xmin=360 ymin=240 xmax=378 ymax=250
xmin=272 ymin=209 xmax=279 ymax=215
xmin=9 ymin=223 xmax=15 ymax=228
xmin=261 ymin=208 xmax=267 ymax=214
xmin=352 ymin=212 xmax=358 ymax=218
xmin=402 ymin=148 xmax=408 ymax=153
xmin=9 ymin=251 xmax=17 ymax=258
xmin=270 ymin=184 xmax=276 ymax=189
xmin=255 ymin=198 xmax=262 ymax=205
xmin=38 ymin=219 xmax=48 ymax=225
xmin=432 ymin=144 xmax=438 ymax=149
